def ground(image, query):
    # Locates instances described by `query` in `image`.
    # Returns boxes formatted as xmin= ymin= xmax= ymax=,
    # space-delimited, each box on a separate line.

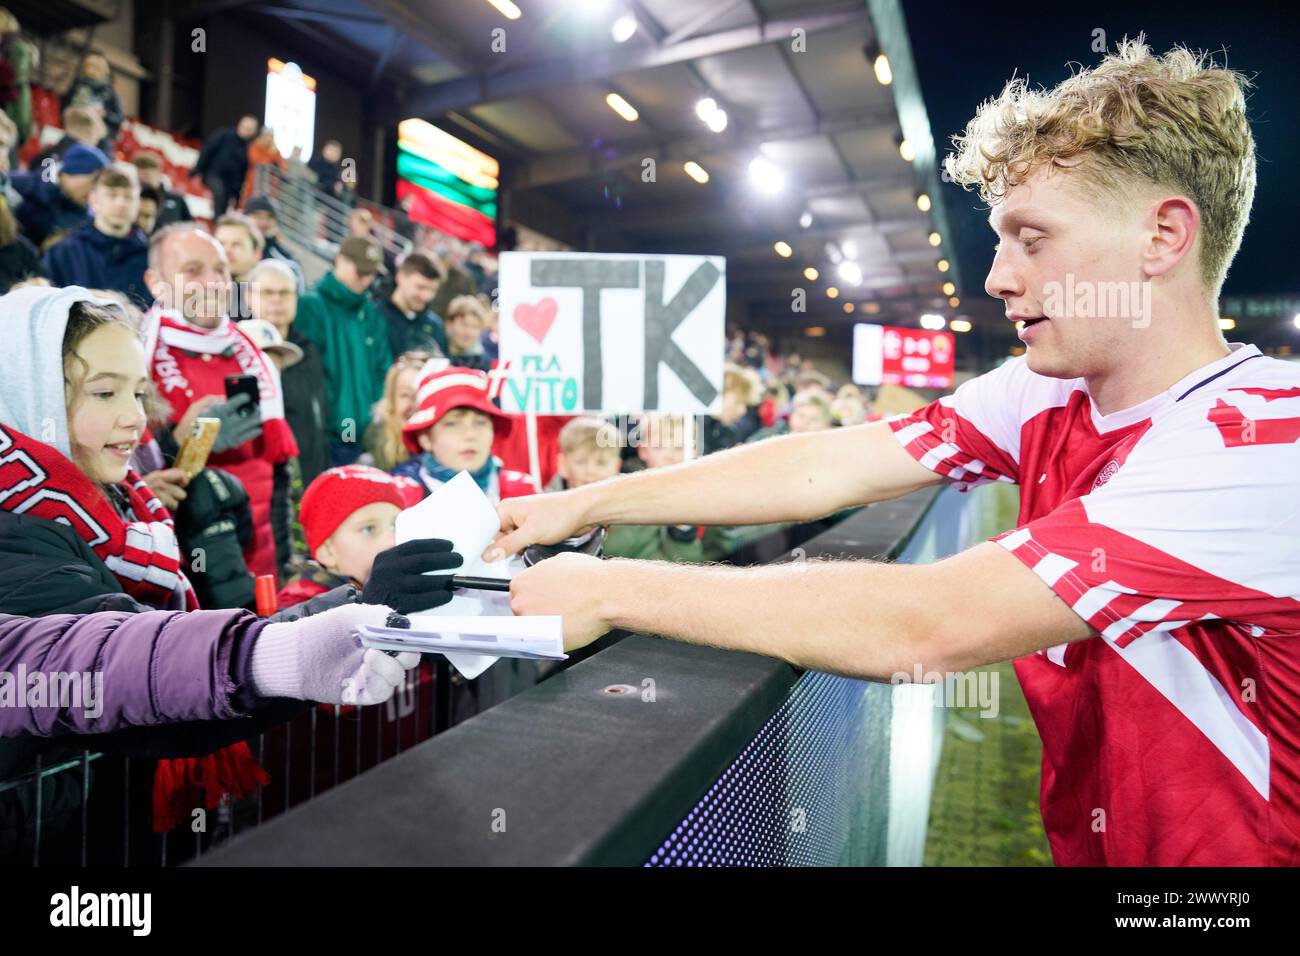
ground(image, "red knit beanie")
xmin=300 ymin=465 xmax=411 ymax=556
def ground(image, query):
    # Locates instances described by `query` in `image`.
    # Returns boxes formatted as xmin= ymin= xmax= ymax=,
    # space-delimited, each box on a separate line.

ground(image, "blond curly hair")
xmin=944 ymin=37 xmax=1256 ymax=294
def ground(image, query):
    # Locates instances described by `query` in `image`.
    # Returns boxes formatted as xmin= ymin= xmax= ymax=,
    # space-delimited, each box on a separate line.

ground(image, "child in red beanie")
xmin=268 ymin=464 xmax=431 ymax=813
xmin=278 ymin=465 xmax=422 ymax=609
xmin=391 ymin=366 xmax=539 ymax=503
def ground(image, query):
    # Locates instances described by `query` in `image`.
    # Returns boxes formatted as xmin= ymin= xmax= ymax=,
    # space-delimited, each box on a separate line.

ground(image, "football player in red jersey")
xmin=491 ymin=41 xmax=1299 ymax=866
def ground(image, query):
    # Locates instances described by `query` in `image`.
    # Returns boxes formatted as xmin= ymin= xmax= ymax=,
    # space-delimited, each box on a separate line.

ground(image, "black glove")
xmin=209 ymin=393 xmax=264 ymax=452
xmin=361 ymin=539 xmax=464 ymax=614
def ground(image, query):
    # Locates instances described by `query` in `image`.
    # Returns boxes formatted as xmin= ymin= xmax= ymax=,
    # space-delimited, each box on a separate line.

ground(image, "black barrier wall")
xmin=0 ymin=505 xmax=856 ymax=866
xmin=196 ymin=487 xmax=950 ymax=866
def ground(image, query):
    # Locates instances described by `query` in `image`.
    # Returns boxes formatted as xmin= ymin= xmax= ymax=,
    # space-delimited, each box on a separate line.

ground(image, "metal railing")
xmin=248 ymin=164 xmax=414 ymax=278
xmin=0 ymin=658 xmax=455 ymax=867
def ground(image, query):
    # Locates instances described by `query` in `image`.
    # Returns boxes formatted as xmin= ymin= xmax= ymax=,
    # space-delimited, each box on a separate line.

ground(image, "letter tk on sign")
xmin=497 ymin=252 xmax=726 ymax=415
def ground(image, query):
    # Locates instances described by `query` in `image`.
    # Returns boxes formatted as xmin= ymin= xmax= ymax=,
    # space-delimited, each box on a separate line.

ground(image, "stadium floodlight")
xmin=605 ymin=92 xmax=639 ymax=122
xmin=484 ymin=0 xmax=522 ymax=19
xmin=748 ymin=156 xmax=785 ymax=195
xmin=612 ymin=14 xmax=637 ymax=43
xmin=873 ymin=54 xmax=892 ymax=85
xmin=683 ymin=161 xmax=709 ymax=184
xmin=837 ymin=261 xmax=863 ymax=286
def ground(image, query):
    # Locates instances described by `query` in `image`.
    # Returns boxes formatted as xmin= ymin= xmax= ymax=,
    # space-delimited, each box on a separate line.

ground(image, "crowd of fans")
xmin=0 ymin=46 xmax=888 ymax=610
xmin=0 ymin=44 xmax=894 ymax=853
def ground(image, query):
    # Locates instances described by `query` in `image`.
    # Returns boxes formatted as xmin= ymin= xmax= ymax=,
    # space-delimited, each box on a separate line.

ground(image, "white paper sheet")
xmin=359 ymin=617 xmax=564 ymax=659
xmin=392 ymin=470 xmax=563 ymax=678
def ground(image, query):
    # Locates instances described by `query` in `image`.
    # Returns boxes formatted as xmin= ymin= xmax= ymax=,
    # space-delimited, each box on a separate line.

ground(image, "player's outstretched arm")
xmin=486 ymin=421 xmax=941 ymax=561
xmin=510 ymin=542 xmax=1093 ymax=678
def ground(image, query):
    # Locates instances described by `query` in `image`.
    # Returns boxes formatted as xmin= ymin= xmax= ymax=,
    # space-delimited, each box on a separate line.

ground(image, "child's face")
xmin=316 ymin=501 xmax=399 ymax=584
xmin=393 ymin=367 xmax=420 ymax=424
xmin=720 ymin=389 xmax=747 ymax=421
xmin=446 ymin=313 xmax=483 ymax=353
xmin=418 ymin=407 xmax=494 ymax=472
xmin=66 ymin=324 xmax=150 ymax=486
xmin=81 ymin=55 xmax=110 ymax=82
xmin=789 ymin=401 xmax=832 ymax=433
xmin=638 ymin=441 xmax=684 ymax=470
xmin=559 ymin=447 xmax=620 ymax=488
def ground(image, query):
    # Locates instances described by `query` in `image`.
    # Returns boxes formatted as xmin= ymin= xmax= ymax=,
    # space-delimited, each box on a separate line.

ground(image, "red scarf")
xmin=0 ymin=424 xmax=268 ymax=832
xmin=0 ymin=424 xmax=197 ymax=609
xmin=145 ymin=307 xmax=299 ymax=464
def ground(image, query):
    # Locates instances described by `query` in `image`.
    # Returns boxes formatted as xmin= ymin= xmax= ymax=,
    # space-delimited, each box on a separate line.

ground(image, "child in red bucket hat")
xmin=391 ymin=365 xmax=540 ymax=503
xmin=277 ymin=464 xmax=423 ymax=608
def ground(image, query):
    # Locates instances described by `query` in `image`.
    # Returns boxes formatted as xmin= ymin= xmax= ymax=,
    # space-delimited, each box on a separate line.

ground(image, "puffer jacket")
xmin=0 ymin=606 xmax=268 ymax=740
xmin=0 ymin=507 xmax=358 ymax=860
xmin=0 ymin=508 xmax=357 ymax=750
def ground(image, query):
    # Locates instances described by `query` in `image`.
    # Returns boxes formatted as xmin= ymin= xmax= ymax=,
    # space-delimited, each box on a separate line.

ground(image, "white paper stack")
xmin=357 ymin=470 xmax=564 ymax=679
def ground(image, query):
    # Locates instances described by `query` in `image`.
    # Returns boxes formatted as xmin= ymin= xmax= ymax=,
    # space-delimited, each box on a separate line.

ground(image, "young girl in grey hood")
xmin=0 ymin=284 xmax=425 ymax=835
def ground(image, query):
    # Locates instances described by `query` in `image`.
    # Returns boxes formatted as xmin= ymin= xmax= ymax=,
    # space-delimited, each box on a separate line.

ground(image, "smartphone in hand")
xmin=224 ymin=374 xmax=260 ymax=416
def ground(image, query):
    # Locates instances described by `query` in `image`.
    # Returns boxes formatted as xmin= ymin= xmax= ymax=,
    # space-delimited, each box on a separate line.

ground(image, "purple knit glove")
xmin=250 ymin=603 xmax=420 ymax=705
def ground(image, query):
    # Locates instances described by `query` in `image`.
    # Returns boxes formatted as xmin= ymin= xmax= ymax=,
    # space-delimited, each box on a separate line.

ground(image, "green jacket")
xmin=602 ymin=523 xmax=744 ymax=564
xmin=294 ymin=271 xmax=394 ymax=440
xmin=745 ymin=421 xmax=789 ymax=444
xmin=545 ymin=474 xmax=745 ymax=564
xmin=603 ymin=523 xmax=705 ymax=563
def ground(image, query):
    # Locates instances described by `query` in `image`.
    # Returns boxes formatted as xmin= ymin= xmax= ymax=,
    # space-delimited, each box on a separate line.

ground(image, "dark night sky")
xmin=902 ymin=0 xmax=1300 ymax=302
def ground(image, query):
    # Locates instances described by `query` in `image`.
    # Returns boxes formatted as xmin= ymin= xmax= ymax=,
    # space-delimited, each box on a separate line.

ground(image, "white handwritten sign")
xmin=497 ymin=252 xmax=726 ymax=415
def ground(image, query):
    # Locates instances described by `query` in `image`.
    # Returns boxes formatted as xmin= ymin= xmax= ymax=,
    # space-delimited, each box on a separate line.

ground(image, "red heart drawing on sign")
xmin=514 ymin=297 xmax=558 ymax=344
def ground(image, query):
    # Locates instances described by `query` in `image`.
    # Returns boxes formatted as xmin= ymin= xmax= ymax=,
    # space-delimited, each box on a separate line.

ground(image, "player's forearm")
xmin=578 ymin=430 xmax=862 ymax=529
xmin=595 ymin=556 xmax=945 ymax=681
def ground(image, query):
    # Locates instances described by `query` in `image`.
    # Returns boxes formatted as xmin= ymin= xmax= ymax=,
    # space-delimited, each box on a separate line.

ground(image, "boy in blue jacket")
xmin=43 ymin=165 xmax=150 ymax=307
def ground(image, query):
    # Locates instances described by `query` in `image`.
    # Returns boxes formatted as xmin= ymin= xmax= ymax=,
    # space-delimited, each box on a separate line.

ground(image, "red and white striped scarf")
xmin=144 ymin=306 xmax=298 ymax=463
xmin=0 ymin=424 xmax=198 ymax=609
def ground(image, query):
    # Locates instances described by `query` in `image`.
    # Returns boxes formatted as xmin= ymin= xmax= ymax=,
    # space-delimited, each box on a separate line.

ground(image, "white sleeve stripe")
xmin=1032 ymin=552 xmax=1078 ymax=586
xmin=1099 ymin=598 xmax=1185 ymax=642
xmin=1071 ymin=580 xmax=1139 ymax=622
xmin=919 ymin=442 xmax=962 ymax=471
xmin=893 ymin=420 xmax=934 ymax=445
xmin=1128 ymin=597 xmax=1185 ymax=622
xmin=999 ymin=528 xmax=1032 ymax=550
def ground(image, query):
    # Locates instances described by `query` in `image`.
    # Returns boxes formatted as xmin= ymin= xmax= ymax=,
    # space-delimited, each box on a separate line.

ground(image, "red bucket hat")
xmin=401 ymin=365 xmax=512 ymax=454
xmin=299 ymin=465 xmax=412 ymax=556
